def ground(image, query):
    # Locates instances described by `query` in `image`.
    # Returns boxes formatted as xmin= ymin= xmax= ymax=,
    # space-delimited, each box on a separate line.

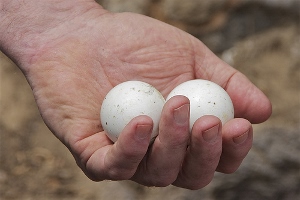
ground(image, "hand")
xmin=4 ymin=1 xmax=271 ymax=189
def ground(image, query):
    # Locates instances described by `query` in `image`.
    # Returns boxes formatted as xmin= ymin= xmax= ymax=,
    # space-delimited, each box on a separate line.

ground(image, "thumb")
xmin=225 ymin=72 xmax=272 ymax=123
xmin=193 ymin=42 xmax=272 ymax=124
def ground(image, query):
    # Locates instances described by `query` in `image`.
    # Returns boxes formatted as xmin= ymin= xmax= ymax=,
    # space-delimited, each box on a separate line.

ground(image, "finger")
xmin=132 ymin=95 xmax=190 ymax=187
xmin=88 ymin=115 xmax=153 ymax=181
xmin=173 ymin=115 xmax=222 ymax=190
xmin=216 ymin=118 xmax=253 ymax=173
xmin=192 ymin=41 xmax=272 ymax=123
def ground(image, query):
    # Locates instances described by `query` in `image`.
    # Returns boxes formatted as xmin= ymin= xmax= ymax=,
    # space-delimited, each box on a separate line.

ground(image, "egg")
xmin=100 ymin=81 xmax=165 ymax=142
xmin=166 ymin=80 xmax=234 ymax=131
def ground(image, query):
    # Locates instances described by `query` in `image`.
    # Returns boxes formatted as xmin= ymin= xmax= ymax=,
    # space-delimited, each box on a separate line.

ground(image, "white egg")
xmin=166 ymin=80 xmax=234 ymax=131
xmin=100 ymin=81 xmax=165 ymax=142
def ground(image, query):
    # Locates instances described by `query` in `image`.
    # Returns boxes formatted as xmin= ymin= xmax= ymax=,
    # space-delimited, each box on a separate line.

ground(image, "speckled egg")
xmin=166 ymin=80 xmax=234 ymax=131
xmin=100 ymin=81 xmax=165 ymax=142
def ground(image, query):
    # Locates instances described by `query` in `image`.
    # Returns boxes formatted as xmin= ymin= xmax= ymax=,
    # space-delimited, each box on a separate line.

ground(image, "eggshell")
xmin=100 ymin=81 xmax=165 ymax=142
xmin=166 ymin=80 xmax=234 ymax=131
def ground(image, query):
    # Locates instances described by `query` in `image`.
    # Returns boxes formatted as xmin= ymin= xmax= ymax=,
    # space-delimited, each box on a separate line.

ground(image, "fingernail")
xmin=233 ymin=130 xmax=249 ymax=144
xmin=203 ymin=124 xmax=220 ymax=142
xmin=136 ymin=125 xmax=153 ymax=141
xmin=174 ymin=104 xmax=190 ymax=125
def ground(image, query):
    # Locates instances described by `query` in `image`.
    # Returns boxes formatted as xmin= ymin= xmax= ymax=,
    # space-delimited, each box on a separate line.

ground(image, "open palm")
xmin=24 ymin=6 xmax=271 ymax=189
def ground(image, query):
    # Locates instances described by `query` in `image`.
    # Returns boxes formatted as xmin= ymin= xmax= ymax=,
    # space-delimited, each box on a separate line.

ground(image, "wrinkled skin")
xmin=2 ymin=1 xmax=271 ymax=189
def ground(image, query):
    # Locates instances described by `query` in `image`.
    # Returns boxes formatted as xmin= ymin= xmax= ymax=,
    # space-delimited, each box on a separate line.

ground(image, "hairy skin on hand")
xmin=0 ymin=0 xmax=271 ymax=189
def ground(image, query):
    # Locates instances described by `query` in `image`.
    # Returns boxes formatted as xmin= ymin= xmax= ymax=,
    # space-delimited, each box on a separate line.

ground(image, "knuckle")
xmin=219 ymin=166 xmax=238 ymax=174
xmin=106 ymin=167 xmax=135 ymax=180
xmin=192 ymin=178 xmax=213 ymax=190
xmin=119 ymin=146 xmax=145 ymax=164
xmin=217 ymin=160 xmax=241 ymax=174
xmin=175 ymin=172 xmax=215 ymax=190
xmin=145 ymin=174 xmax=177 ymax=187
xmin=181 ymin=178 xmax=213 ymax=190
xmin=131 ymin=177 xmax=173 ymax=187
xmin=152 ymin=179 xmax=174 ymax=187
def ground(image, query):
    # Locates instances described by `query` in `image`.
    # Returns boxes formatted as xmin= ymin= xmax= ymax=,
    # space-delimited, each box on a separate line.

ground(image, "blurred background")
xmin=0 ymin=0 xmax=299 ymax=199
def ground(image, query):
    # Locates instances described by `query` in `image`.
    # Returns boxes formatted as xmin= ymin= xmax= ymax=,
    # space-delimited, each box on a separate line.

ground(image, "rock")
xmin=183 ymin=128 xmax=300 ymax=200
xmin=191 ymin=2 xmax=299 ymax=53
xmin=97 ymin=0 xmax=151 ymax=15
xmin=239 ymin=0 xmax=300 ymax=10
xmin=163 ymin=0 xmax=226 ymax=24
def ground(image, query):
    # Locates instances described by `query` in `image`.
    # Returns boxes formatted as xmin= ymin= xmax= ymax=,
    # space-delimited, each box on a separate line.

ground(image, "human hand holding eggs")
xmin=101 ymin=80 xmax=234 ymax=142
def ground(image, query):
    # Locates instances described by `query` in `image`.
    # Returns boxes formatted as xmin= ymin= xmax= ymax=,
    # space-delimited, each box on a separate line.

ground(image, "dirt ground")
xmin=0 ymin=2 xmax=299 ymax=200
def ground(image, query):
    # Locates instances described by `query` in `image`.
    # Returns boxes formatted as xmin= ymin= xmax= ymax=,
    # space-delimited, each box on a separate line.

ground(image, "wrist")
xmin=0 ymin=0 xmax=106 ymax=70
